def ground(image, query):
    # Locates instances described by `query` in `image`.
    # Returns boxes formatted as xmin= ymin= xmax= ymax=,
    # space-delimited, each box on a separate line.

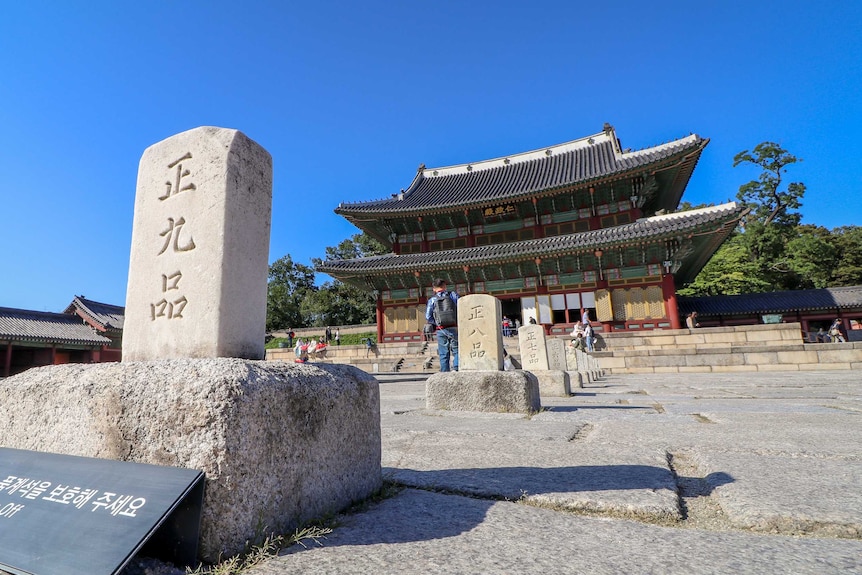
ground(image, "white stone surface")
xmin=518 ymin=324 xmax=549 ymax=370
xmin=426 ymin=371 xmax=541 ymax=413
xmin=530 ymin=369 xmax=572 ymax=397
xmin=0 ymin=360 xmax=382 ymax=562
xmin=124 ymin=127 xmax=272 ymax=361
xmin=457 ymin=294 xmax=504 ymax=371
xmin=546 ymin=338 xmax=567 ymax=370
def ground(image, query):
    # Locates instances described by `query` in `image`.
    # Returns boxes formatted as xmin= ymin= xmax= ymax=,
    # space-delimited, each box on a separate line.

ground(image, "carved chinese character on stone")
xmin=458 ymin=294 xmax=504 ymax=371
xmin=125 ymin=127 xmax=272 ymax=361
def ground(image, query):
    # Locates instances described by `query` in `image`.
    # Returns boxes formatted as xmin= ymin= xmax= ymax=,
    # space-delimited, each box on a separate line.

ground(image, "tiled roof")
xmin=336 ymin=126 xmax=706 ymax=215
xmin=320 ymin=202 xmax=744 ymax=275
xmin=0 ymin=307 xmax=112 ymax=346
xmin=678 ymin=285 xmax=862 ymax=316
xmin=64 ymin=296 xmax=125 ymax=330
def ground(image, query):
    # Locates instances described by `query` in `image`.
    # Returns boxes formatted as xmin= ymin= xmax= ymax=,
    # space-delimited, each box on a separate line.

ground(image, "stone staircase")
xmin=266 ymin=337 xmax=527 ymax=374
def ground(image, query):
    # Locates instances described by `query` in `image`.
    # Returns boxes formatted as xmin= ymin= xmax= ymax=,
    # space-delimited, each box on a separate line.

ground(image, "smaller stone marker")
xmin=458 ymin=294 xmax=504 ymax=371
xmin=124 ymin=126 xmax=272 ymax=361
xmin=518 ymin=323 xmax=550 ymax=370
xmin=546 ymin=338 xmax=568 ymax=371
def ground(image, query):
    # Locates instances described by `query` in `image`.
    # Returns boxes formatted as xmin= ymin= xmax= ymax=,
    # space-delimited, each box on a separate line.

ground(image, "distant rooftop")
xmin=0 ymin=306 xmax=112 ymax=346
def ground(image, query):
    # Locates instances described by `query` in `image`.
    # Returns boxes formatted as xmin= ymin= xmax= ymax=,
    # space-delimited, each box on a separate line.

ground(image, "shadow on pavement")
xmin=285 ymin=466 xmax=733 ymax=550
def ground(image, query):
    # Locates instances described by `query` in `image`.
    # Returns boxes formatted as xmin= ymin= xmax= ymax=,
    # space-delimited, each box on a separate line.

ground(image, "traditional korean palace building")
xmin=319 ymin=124 xmax=747 ymax=343
xmin=0 ymin=296 xmax=123 ymax=377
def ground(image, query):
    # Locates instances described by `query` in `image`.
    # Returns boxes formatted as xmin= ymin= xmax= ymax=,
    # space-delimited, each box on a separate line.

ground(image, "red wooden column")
xmin=662 ymin=273 xmax=682 ymax=329
xmin=376 ymin=296 xmax=384 ymax=342
xmin=3 ymin=342 xmax=12 ymax=377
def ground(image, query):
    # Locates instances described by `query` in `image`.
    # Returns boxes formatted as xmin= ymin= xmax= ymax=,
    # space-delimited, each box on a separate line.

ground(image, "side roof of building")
xmin=0 ymin=306 xmax=112 ymax=346
xmin=678 ymin=285 xmax=862 ymax=316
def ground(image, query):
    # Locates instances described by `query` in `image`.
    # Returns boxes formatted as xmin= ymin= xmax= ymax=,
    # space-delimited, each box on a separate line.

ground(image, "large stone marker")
xmin=0 ymin=359 xmax=380 ymax=562
xmin=458 ymin=294 xmax=504 ymax=371
xmin=426 ymin=370 xmax=541 ymax=413
xmin=518 ymin=324 xmax=550 ymax=370
xmin=426 ymin=293 xmax=539 ymax=413
xmin=124 ymin=126 xmax=272 ymax=361
xmin=0 ymin=127 xmax=383 ymax=565
xmin=518 ymin=325 xmax=570 ymax=397
xmin=546 ymin=338 xmax=568 ymax=371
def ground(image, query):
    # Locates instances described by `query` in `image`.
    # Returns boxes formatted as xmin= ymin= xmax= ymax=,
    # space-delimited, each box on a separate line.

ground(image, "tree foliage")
xmin=266 ymin=254 xmax=316 ymax=331
xmin=265 ymin=234 xmax=389 ymax=331
xmin=680 ymin=141 xmax=860 ymax=296
xmin=733 ymin=142 xmax=805 ymax=227
xmin=302 ymin=234 xmax=389 ymax=327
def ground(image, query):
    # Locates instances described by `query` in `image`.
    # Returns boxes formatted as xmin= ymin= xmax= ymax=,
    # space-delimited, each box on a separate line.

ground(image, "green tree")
xmin=682 ymin=141 xmax=808 ymax=294
xmin=677 ymin=234 xmax=772 ymax=296
xmin=733 ymin=142 xmax=805 ymax=228
xmin=305 ymin=233 xmax=390 ymax=327
xmin=266 ymin=254 xmax=316 ymax=331
xmin=831 ymin=226 xmax=862 ymax=286
xmin=731 ymin=142 xmax=807 ymax=291
xmin=782 ymin=225 xmax=839 ymax=289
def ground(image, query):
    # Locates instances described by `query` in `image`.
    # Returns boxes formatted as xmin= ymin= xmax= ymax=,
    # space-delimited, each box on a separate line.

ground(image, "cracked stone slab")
xmin=247 ymin=489 xmax=862 ymax=575
xmin=383 ymin=429 xmax=680 ymax=521
xmin=693 ymin=451 xmax=862 ymax=537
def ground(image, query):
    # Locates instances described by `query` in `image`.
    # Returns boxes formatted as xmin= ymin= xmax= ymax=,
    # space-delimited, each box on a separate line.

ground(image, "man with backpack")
xmin=425 ymin=278 xmax=459 ymax=372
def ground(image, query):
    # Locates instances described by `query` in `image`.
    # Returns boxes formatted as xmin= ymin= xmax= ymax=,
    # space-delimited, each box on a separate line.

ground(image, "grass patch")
xmin=186 ymin=525 xmax=332 ymax=574
xmin=186 ymin=479 xmax=402 ymax=574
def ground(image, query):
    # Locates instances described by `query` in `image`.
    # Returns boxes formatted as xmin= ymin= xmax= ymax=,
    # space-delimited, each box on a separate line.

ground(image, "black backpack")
xmin=433 ymin=292 xmax=458 ymax=328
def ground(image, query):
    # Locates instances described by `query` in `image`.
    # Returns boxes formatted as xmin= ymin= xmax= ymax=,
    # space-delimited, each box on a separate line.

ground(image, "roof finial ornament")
xmin=603 ymin=122 xmax=614 ymax=134
xmin=417 ymin=163 xmax=426 ymax=173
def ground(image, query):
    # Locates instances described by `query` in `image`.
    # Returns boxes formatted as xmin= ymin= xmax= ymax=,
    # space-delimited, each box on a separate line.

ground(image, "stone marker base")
xmin=426 ymin=371 xmax=541 ymax=413
xmin=529 ymin=370 xmax=572 ymax=397
xmin=567 ymin=370 xmax=585 ymax=388
xmin=0 ymin=359 xmax=381 ymax=563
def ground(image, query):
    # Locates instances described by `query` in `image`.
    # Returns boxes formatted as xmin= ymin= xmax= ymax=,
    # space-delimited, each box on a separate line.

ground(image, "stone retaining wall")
xmin=594 ymin=322 xmax=862 ymax=373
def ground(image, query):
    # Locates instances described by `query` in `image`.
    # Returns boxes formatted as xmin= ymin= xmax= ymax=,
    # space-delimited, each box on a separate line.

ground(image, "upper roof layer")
xmin=336 ymin=125 xmax=707 ymax=216
xmin=679 ymin=285 xmax=862 ymax=316
xmin=64 ymin=296 xmax=125 ymax=331
xmin=0 ymin=306 xmax=113 ymax=346
xmin=320 ymin=202 xmax=744 ymax=278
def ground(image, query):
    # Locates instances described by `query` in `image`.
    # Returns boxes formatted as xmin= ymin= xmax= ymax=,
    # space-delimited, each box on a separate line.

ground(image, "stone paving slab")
xmin=141 ymin=370 xmax=862 ymax=573
xmin=383 ymin=429 xmax=680 ymax=520
xmin=248 ymin=489 xmax=862 ymax=575
xmin=697 ymin=451 xmax=862 ymax=537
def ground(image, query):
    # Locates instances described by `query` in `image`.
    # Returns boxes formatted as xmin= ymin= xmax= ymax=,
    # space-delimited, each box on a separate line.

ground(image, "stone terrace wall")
xmin=592 ymin=323 xmax=862 ymax=373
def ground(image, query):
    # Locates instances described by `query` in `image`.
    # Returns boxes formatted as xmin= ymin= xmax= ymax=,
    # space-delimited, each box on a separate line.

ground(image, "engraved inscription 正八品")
xmin=467 ymin=304 xmax=487 ymax=358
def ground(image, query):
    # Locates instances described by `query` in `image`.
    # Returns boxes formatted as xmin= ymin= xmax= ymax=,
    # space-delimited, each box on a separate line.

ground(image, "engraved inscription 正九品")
xmin=150 ymin=153 xmax=199 ymax=321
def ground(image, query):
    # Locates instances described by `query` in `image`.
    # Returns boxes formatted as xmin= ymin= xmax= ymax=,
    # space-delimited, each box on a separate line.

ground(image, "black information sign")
xmin=0 ymin=447 xmax=205 ymax=575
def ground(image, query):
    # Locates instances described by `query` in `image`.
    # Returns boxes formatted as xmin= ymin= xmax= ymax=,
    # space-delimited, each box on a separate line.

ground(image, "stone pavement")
xmin=249 ymin=370 xmax=862 ymax=574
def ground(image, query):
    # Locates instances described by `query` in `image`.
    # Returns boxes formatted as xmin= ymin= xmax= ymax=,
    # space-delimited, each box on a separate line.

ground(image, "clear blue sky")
xmin=2 ymin=1 xmax=860 ymax=311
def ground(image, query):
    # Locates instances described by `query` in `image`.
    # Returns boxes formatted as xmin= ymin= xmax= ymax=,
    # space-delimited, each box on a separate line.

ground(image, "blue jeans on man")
xmin=437 ymin=327 xmax=459 ymax=372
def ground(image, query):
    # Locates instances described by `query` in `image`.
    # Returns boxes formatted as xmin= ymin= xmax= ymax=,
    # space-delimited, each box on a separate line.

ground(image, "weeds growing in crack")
xmin=185 ymin=480 xmax=403 ymax=574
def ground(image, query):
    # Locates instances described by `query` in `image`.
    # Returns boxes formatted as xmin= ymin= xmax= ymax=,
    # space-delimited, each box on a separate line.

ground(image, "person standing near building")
xmin=325 ymin=326 xmax=332 ymax=343
xmin=334 ymin=328 xmax=341 ymax=345
xmin=829 ymin=318 xmax=846 ymax=342
xmin=686 ymin=311 xmax=700 ymax=329
xmin=425 ymin=278 xmax=459 ymax=372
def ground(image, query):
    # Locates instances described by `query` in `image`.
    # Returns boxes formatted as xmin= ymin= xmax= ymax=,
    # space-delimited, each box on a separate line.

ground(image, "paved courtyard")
xmin=244 ymin=369 xmax=862 ymax=575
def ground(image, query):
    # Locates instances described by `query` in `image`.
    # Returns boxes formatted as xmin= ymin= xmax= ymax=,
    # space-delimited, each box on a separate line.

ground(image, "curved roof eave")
xmin=319 ymin=202 xmax=745 ymax=277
